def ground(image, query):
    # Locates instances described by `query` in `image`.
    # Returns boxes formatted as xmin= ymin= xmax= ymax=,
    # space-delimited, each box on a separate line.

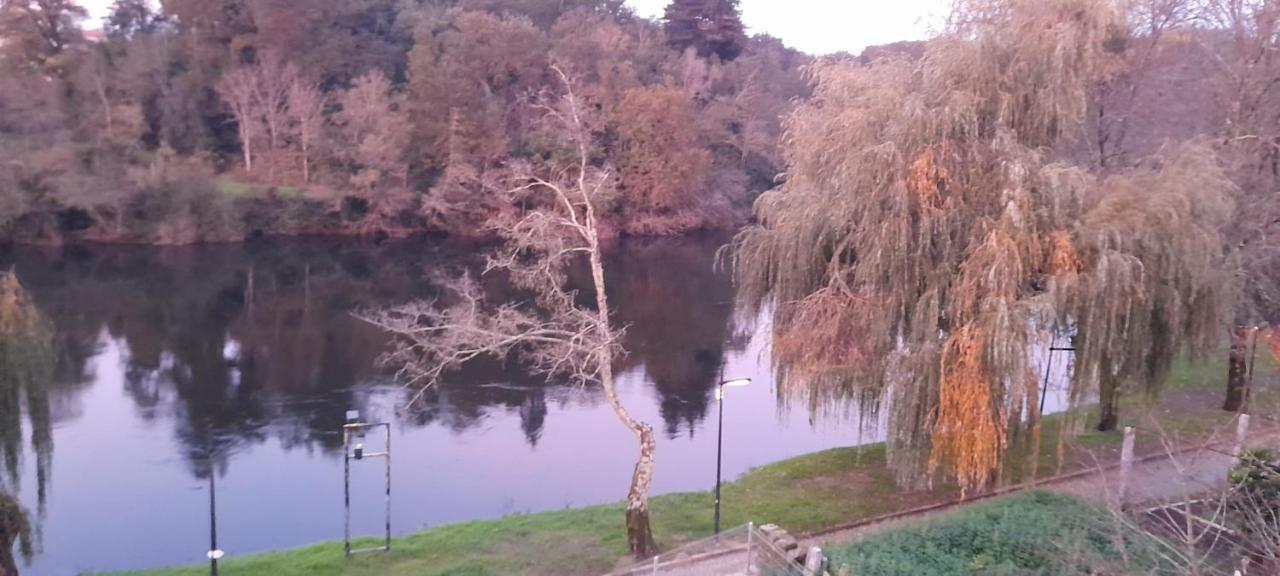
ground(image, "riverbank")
xmin=105 ymin=383 xmax=1249 ymax=576
xmin=6 ymin=178 xmax=746 ymax=247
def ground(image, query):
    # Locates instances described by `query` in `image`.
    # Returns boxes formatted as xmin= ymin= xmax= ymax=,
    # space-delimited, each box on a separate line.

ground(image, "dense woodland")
xmin=0 ymin=0 xmax=807 ymax=244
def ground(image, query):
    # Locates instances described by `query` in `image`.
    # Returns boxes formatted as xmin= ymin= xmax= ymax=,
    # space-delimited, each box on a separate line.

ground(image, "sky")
xmin=78 ymin=0 xmax=949 ymax=56
xmin=627 ymin=0 xmax=949 ymax=55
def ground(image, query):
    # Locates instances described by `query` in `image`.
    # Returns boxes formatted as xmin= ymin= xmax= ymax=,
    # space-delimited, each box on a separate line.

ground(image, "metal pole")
xmin=384 ymin=423 xmax=391 ymax=552
xmin=1039 ymin=344 xmax=1054 ymax=416
xmin=714 ymin=381 xmax=725 ymax=535
xmin=209 ymin=468 xmax=218 ymax=576
xmin=343 ymin=427 xmax=351 ymax=559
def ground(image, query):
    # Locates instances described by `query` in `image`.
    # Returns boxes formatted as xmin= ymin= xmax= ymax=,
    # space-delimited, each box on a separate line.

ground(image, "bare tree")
xmin=1192 ymin=0 xmax=1280 ymax=412
xmin=253 ymin=54 xmax=298 ymax=182
xmin=286 ymin=77 xmax=325 ymax=184
xmin=362 ymin=66 xmax=659 ymax=558
xmin=216 ymin=67 xmax=259 ymax=172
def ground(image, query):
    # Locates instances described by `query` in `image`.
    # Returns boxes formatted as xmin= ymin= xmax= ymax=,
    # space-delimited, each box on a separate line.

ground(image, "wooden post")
xmin=1234 ymin=414 xmax=1251 ymax=466
xmin=804 ymin=546 xmax=824 ymax=575
xmin=1118 ymin=426 xmax=1135 ymax=507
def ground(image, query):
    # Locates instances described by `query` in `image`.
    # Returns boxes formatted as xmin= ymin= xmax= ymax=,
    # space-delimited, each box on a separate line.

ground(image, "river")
xmin=1 ymin=235 xmax=892 ymax=575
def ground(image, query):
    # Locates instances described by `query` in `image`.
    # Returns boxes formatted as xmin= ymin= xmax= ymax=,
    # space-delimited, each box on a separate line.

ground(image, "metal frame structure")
xmin=343 ymin=416 xmax=392 ymax=559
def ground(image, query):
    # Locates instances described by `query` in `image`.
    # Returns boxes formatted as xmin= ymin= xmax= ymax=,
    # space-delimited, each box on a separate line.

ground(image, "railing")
xmin=608 ymin=523 xmax=812 ymax=576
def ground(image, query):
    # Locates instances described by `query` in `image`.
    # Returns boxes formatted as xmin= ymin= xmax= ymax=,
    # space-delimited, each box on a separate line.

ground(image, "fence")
xmin=607 ymin=522 xmax=817 ymax=576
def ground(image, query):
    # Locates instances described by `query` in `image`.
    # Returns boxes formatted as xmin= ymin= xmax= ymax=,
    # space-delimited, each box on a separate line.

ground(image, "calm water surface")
xmin=3 ymin=235 xmax=892 ymax=575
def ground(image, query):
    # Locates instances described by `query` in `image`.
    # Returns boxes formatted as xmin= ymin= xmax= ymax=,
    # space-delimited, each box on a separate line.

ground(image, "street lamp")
xmin=714 ymin=376 xmax=751 ymax=534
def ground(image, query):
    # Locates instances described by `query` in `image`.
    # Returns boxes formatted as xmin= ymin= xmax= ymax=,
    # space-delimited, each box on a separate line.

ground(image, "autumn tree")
xmin=611 ymin=86 xmax=714 ymax=234
xmin=731 ymin=0 xmax=1235 ymax=493
xmin=364 ymin=67 xmax=659 ymax=558
xmin=334 ymin=71 xmax=410 ymax=192
xmin=407 ymin=9 xmax=548 ymax=171
xmin=662 ymin=0 xmax=746 ymax=61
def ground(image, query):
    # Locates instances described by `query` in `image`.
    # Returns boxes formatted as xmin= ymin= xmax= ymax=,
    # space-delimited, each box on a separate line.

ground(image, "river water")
xmin=0 ymin=235 xmax=886 ymax=575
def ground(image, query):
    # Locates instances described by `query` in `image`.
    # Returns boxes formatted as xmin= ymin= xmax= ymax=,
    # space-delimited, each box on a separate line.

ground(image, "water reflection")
xmin=3 ymin=235 xmax=807 ymax=574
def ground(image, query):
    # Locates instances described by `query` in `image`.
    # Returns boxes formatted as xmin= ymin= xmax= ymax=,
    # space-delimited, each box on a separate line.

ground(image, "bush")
xmin=1228 ymin=448 xmax=1280 ymax=537
xmin=826 ymin=491 xmax=1176 ymax=576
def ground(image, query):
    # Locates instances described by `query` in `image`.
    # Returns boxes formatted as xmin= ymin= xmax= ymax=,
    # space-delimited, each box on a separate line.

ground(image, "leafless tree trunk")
xmin=362 ymin=65 xmax=657 ymax=558
xmin=254 ymin=55 xmax=297 ymax=182
xmin=287 ymin=78 xmax=324 ymax=184
xmin=217 ymin=67 xmax=259 ymax=172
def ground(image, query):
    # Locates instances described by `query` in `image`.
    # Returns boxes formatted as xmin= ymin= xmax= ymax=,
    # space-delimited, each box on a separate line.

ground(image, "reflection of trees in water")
xmin=609 ymin=236 xmax=745 ymax=438
xmin=0 ymin=235 xmax=743 ymax=479
xmin=0 ymin=273 xmax=55 ymax=571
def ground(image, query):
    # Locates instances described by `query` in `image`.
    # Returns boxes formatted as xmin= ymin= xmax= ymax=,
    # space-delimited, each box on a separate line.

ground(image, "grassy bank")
xmin=99 ymin=421 xmax=1169 ymax=576
xmin=108 ymin=356 xmax=1259 ymax=576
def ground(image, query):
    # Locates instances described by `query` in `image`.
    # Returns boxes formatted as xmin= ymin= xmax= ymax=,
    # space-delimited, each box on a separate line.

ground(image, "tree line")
xmin=0 ymin=0 xmax=807 ymax=244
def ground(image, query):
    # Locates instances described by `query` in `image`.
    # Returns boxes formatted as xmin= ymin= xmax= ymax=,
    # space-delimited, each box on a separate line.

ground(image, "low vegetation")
xmin=825 ymin=491 xmax=1176 ymax=576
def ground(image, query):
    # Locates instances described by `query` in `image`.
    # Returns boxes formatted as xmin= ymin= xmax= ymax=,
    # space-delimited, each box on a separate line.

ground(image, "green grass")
xmin=107 ymin=355 xmax=1261 ymax=576
xmin=103 ymin=445 xmax=931 ymax=576
xmin=825 ymin=491 xmax=1177 ymax=576
xmin=215 ymin=178 xmax=304 ymax=199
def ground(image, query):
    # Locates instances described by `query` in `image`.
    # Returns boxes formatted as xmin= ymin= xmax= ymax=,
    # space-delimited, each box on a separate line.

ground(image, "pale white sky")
xmin=627 ymin=0 xmax=948 ymax=55
xmin=80 ymin=0 xmax=948 ymax=56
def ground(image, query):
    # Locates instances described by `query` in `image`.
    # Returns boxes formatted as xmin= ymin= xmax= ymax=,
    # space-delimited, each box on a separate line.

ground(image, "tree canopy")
xmin=0 ymin=0 xmax=808 ymax=245
xmin=731 ymin=0 xmax=1236 ymax=491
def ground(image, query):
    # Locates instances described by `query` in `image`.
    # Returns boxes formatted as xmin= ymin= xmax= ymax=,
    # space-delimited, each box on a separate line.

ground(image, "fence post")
xmin=804 ymin=546 xmax=824 ymax=575
xmin=1118 ymin=426 xmax=1135 ymax=508
xmin=745 ymin=522 xmax=754 ymax=573
xmin=1233 ymin=414 xmax=1251 ymax=466
xmin=650 ymin=553 xmax=658 ymax=576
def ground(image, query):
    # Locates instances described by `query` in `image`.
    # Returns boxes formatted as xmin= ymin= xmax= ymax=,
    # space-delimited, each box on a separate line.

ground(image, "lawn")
xmin=106 ymin=354 xmax=1264 ymax=576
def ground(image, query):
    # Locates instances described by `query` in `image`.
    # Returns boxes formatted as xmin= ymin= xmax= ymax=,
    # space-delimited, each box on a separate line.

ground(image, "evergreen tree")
xmin=662 ymin=0 xmax=745 ymax=61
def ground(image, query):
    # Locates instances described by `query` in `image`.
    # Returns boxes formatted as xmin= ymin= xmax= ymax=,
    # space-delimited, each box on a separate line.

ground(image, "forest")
xmin=0 ymin=0 xmax=807 ymax=244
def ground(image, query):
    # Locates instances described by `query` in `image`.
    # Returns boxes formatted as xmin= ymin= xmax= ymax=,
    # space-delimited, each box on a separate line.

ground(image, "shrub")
xmin=826 ymin=491 xmax=1175 ymax=576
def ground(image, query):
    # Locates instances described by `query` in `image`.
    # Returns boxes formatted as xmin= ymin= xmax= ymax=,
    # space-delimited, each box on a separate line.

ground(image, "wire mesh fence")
xmin=607 ymin=523 xmax=811 ymax=576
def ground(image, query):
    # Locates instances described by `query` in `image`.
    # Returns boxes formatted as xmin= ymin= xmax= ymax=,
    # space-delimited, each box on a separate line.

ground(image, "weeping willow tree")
xmin=0 ymin=272 xmax=53 ymax=575
xmin=732 ymin=0 xmax=1235 ymax=493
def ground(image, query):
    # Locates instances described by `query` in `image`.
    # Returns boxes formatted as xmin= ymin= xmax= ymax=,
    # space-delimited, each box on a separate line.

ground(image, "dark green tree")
xmin=662 ymin=0 xmax=745 ymax=61
xmin=0 ymin=0 xmax=87 ymax=76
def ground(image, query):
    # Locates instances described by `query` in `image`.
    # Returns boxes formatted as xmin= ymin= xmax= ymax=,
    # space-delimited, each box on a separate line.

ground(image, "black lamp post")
xmin=714 ymin=376 xmax=751 ymax=534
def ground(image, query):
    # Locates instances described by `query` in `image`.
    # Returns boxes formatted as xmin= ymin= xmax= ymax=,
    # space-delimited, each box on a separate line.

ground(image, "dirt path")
xmin=804 ymin=429 xmax=1280 ymax=549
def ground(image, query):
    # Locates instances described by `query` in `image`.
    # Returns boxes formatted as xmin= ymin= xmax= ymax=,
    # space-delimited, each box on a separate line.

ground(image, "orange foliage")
xmin=612 ymin=87 xmax=712 ymax=215
xmin=1261 ymin=327 xmax=1280 ymax=362
xmin=772 ymin=287 xmax=873 ymax=375
xmin=906 ymin=144 xmax=951 ymax=209
xmin=1045 ymin=230 xmax=1081 ymax=276
xmin=930 ymin=324 xmax=1007 ymax=494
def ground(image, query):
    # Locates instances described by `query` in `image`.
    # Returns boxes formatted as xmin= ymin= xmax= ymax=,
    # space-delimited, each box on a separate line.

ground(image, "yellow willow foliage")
xmin=1046 ymin=231 xmax=1081 ymax=276
xmin=906 ymin=144 xmax=950 ymax=210
xmin=772 ymin=287 xmax=872 ymax=376
xmin=732 ymin=0 xmax=1235 ymax=490
xmin=0 ymin=274 xmax=42 ymax=339
xmin=930 ymin=325 xmax=1007 ymax=494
